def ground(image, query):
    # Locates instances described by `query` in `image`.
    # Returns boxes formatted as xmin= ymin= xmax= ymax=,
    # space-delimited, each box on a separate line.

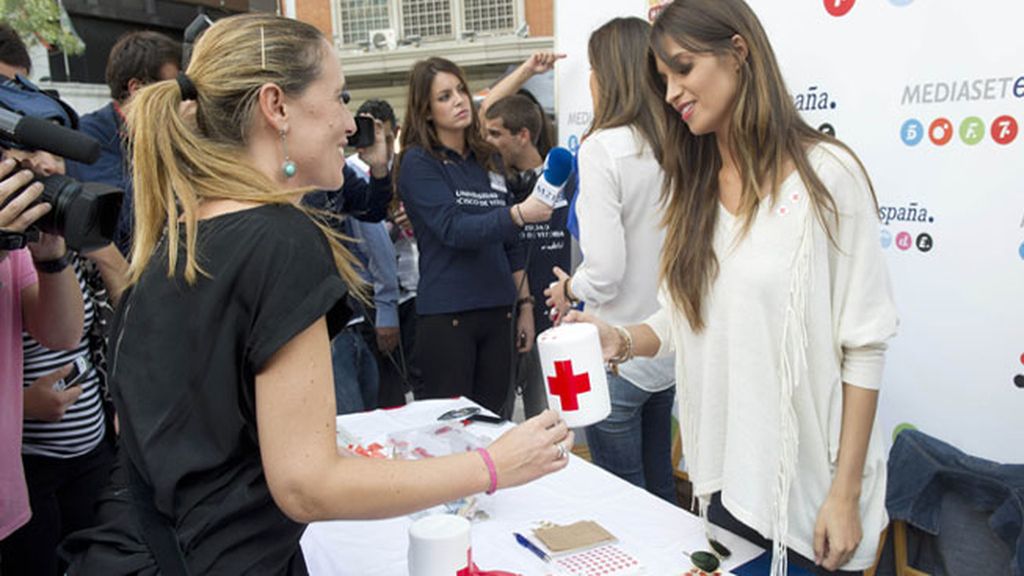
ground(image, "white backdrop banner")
xmin=556 ymin=0 xmax=1024 ymax=463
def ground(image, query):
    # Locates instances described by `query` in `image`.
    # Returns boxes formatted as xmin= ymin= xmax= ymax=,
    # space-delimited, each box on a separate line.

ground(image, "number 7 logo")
xmin=991 ymin=115 xmax=1018 ymax=145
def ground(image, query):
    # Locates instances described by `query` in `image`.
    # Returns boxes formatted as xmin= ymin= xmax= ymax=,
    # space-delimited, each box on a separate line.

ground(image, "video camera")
xmin=0 ymin=74 xmax=121 ymax=252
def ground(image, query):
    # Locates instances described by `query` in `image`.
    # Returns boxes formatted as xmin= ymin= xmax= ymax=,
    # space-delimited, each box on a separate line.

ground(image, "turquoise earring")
xmin=280 ymin=130 xmax=297 ymax=178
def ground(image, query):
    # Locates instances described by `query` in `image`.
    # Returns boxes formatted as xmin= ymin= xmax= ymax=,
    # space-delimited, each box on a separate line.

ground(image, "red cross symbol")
xmin=547 ymin=360 xmax=591 ymax=411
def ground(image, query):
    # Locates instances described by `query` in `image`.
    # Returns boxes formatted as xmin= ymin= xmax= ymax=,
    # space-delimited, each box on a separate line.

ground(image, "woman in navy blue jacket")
xmin=397 ymin=57 xmax=552 ymax=415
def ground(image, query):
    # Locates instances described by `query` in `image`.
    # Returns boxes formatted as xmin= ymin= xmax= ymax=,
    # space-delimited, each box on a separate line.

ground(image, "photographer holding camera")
xmin=0 ymin=151 xmax=85 ymax=548
xmin=0 ymin=26 xmax=123 ymax=575
xmin=1 ymin=25 xmax=86 ymax=549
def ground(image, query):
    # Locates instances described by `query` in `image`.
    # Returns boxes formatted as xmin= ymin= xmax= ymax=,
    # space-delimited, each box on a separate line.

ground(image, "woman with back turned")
xmin=63 ymin=15 xmax=571 ymax=574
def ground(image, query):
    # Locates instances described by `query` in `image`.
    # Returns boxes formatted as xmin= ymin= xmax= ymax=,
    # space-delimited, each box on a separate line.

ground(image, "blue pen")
xmin=513 ymin=532 xmax=551 ymax=563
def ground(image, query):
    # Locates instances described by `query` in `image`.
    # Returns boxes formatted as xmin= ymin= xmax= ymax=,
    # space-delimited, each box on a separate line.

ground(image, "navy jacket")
xmin=397 ymin=145 xmax=523 ymax=315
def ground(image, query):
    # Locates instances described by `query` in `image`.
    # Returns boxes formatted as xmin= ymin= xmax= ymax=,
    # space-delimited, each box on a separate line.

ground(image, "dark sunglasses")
xmin=683 ymin=537 xmax=731 ymax=573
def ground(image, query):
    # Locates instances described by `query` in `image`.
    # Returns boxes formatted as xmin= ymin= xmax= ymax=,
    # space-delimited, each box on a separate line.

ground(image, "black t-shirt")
xmin=64 ymin=204 xmax=350 ymax=575
xmin=509 ymin=167 xmax=575 ymax=334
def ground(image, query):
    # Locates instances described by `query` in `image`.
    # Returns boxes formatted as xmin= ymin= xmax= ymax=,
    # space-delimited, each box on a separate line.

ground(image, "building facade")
xmin=34 ymin=0 xmax=552 ymax=123
xmin=287 ymin=0 xmax=554 ymax=121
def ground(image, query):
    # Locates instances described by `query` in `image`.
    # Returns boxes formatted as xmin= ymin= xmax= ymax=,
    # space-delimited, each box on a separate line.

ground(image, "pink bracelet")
xmin=475 ymin=448 xmax=498 ymax=495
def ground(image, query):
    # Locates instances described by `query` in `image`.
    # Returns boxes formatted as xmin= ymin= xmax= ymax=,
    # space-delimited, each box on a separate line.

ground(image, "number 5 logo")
xmin=825 ymin=0 xmax=856 ymax=17
xmin=901 ymin=119 xmax=924 ymax=146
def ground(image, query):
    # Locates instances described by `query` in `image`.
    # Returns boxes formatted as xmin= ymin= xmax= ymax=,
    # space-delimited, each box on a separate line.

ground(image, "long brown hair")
xmin=126 ymin=13 xmax=362 ymax=291
xmin=649 ymin=0 xmax=877 ymax=332
xmin=397 ymin=57 xmax=496 ymax=175
xmin=585 ymin=17 xmax=665 ymax=159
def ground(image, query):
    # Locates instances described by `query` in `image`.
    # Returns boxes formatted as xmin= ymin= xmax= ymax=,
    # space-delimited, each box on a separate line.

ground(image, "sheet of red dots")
xmin=552 ymin=544 xmax=642 ymax=575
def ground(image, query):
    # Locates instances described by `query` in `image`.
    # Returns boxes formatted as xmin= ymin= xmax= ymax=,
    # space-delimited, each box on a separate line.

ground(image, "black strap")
xmin=121 ymin=446 xmax=192 ymax=576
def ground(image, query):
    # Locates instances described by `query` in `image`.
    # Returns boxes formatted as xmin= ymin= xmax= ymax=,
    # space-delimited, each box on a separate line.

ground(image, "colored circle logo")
xmin=567 ymin=134 xmax=580 ymax=154
xmin=959 ymin=117 xmax=985 ymax=145
xmin=929 ymin=118 xmax=953 ymax=146
xmin=916 ymin=233 xmax=933 ymax=252
xmin=824 ymin=0 xmax=856 ymax=17
xmin=991 ymin=115 xmax=1019 ymax=145
xmin=895 ymin=231 xmax=913 ymax=251
xmin=892 ymin=422 xmax=918 ymax=442
xmin=880 ymin=229 xmax=892 ymax=249
xmin=901 ymin=119 xmax=924 ymax=146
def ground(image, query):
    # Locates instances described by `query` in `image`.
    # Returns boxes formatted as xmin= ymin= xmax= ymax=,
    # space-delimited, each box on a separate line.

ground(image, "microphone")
xmin=0 ymin=108 xmax=101 ymax=164
xmin=529 ymin=146 xmax=573 ymax=207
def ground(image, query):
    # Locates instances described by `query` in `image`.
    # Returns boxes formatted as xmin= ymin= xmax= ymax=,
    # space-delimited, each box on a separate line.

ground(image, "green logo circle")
xmin=892 ymin=422 xmax=918 ymax=443
xmin=959 ymin=116 xmax=985 ymax=145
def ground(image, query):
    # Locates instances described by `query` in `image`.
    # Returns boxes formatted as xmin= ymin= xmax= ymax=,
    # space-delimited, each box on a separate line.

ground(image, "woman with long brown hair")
xmin=62 ymin=16 xmax=571 ymax=574
xmin=397 ymin=57 xmax=552 ymax=415
xmin=545 ymin=17 xmax=677 ymax=505
xmin=568 ymin=0 xmax=898 ymax=574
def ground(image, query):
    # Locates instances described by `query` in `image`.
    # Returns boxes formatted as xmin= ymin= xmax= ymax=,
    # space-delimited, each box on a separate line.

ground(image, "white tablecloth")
xmin=301 ymin=399 xmax=763 ymax=575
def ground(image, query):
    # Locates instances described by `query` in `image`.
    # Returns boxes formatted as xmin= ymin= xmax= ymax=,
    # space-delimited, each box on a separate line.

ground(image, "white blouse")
xmin=572 ymin=126 xmax=674 ymax=392
xmin=645 ymin=143 xmax=898 ymax=572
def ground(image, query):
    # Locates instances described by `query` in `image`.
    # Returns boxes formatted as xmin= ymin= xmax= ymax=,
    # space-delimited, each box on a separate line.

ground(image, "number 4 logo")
xmin=825 ymin=0 xmax=856 ymax=17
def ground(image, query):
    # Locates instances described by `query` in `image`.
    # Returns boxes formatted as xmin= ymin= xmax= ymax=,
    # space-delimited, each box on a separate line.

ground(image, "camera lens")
xmin=35 ymin=174 xmax=123 ymax=252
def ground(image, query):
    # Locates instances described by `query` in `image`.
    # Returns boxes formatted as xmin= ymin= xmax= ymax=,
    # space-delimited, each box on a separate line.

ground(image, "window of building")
xmin=336 ymin=0 xmax=522 ymax=46
xmin=400 ymin=0 xmax=454 ymax=39
xmin=463 ymin=0 xmax=515 ymax=34
xmin=338 ymin=0 xmax=393 ymax=45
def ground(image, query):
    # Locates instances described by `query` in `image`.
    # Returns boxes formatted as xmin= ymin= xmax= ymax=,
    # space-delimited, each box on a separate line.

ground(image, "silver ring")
xmin=556 ymin=443 xmax=568 ymax=459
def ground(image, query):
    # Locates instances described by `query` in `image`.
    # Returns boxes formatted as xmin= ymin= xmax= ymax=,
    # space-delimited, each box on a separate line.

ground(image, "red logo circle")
xmin=929 ymin=118 xmax=953 ymax=146
xmin=991 ymin=115 xmax=1019 ymax=145
xmin=824 ymin=0 xmax=856 ymax=17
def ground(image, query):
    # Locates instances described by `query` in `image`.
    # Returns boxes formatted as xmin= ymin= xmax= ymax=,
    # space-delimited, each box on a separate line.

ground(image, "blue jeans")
xmin=331 ymin=326 xmax=380 ymax=415
xmin=584 ymin=372 xmax=676 ymax=504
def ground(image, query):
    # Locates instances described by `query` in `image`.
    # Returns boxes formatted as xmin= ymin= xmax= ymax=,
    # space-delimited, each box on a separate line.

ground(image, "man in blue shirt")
xmin=328 ymin=161 xmax=400 ymax=414
xmin=348 ymin=99 xmax=423 ymax=408
xmin=65 ymin=31 xmax=181 ymax=256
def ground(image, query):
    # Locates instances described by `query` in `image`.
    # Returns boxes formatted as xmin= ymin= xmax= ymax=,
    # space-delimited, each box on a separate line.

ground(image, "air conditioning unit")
xmin=369 ymin=28 xmax=397 ymax=51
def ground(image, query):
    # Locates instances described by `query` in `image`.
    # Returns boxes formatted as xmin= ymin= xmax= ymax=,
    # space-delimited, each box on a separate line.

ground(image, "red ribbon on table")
xmin=458 ymin=562 xmax=520 ymax=576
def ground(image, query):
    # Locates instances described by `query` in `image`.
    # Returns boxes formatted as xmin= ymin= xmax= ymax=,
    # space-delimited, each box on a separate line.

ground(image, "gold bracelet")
xmin=562 ymin=277 xmax=580 ymax=307
xmin=610 ymin=325 xmax=634 ymax=365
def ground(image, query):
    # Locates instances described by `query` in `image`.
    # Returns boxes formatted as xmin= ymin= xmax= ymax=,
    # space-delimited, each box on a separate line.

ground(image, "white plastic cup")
xmin=536 ymin=322 xmax=611 ymax=427
xmin=407 ymin=514 xmax=472 ymax=576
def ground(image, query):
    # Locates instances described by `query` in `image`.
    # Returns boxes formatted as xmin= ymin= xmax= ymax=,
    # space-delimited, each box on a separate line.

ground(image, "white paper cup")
xmin=407 ymin=514 xmax=472 ymax=576
xmin=537 ymin=323 xmax=611 ymax=428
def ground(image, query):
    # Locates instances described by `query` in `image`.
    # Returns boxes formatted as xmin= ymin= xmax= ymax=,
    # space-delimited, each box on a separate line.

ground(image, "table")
xmin=301 ymin=399 xmax=764 ymax=575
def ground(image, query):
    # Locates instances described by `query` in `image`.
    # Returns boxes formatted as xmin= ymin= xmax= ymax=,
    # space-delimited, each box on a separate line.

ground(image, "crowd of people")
xmin=0 ymin=0 xmax=897 ymax=574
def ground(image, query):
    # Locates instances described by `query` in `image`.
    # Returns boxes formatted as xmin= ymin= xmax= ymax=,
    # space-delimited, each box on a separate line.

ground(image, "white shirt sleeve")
xmin=824 ymin=148 xmax=899 ymax=390
xmin=570 ymin=136 xmax=627 ymax=306
xmin=643 ymin=288 xmax=677 ymax=360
